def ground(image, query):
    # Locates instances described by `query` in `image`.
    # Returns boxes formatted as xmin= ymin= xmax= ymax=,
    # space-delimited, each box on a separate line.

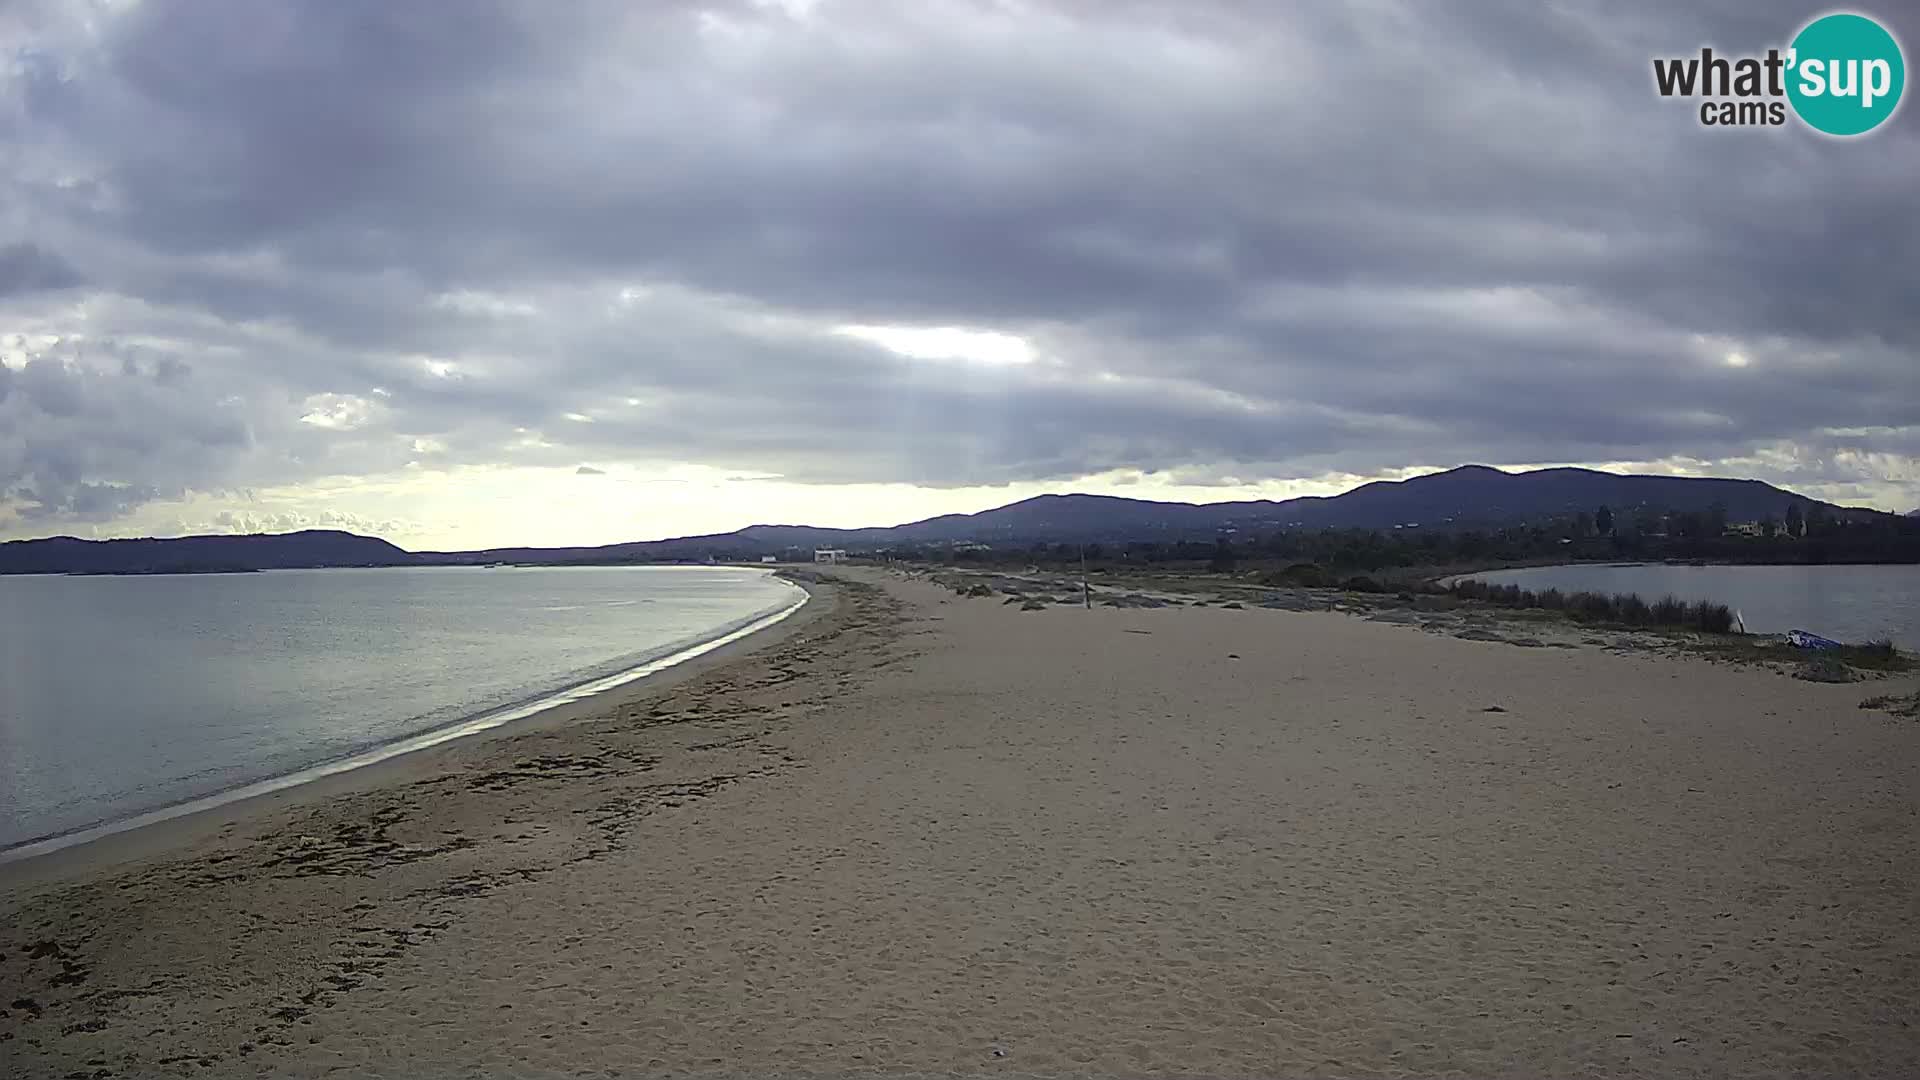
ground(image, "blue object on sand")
xmin=1787 ymin=629 xmax=1842 ymax=650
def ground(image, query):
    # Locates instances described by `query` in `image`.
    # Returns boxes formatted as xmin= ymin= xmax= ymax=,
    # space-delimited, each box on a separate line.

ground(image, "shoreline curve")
xmin=0 ymin=578 xmax=812 ymax=868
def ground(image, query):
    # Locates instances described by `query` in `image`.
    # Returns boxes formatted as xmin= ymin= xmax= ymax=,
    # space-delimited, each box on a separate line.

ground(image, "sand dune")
xmin=4 ymin=568 xmax=1918 ymax=1078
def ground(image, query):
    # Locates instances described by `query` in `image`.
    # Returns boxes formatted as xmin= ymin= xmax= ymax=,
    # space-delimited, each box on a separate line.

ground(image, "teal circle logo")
xmin=1787 ymin=13 xmax=1905 ymax=136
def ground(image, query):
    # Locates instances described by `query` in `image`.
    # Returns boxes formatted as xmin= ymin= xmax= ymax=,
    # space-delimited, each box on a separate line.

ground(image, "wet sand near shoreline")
xmin=4 ymin=567 xmax=1917 ymax=1078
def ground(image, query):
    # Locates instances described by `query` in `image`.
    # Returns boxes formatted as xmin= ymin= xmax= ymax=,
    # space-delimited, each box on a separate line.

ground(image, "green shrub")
xmin=1574 ymin=591 xmax=1614 ymax=619
xmin=1795 ymin=656 xmax=1858 ymax=683
xmin=1263 ymin=562 xmax=1328 ymax=588
xmin=1860 ymin=691 xmax=1920 ymax=717
xmin=1617 ymin=593 xmax=1651 ymax=624
xmin=1690 ymin=601 xmax=1735 ymax=633
xmin=1858 ymin=639 xmax=1899 ymax=661
xmin=1829 ymin=640 xmax=1909 ymax=671
xmin=1448 ymin=579 xmax=1740 ymax=636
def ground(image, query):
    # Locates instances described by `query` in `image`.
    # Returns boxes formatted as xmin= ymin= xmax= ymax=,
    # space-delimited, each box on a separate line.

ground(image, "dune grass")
xmin=1860 ymin=690 xmax=1920 ymax=717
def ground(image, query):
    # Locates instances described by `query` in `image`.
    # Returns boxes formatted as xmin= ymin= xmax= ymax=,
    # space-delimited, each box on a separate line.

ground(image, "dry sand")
xmin=4 ymin=567 xmax=1918 ymax=1078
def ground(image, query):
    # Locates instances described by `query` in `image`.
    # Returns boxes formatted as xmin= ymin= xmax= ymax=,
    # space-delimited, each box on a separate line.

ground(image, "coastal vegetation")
xmin=1860 ymin=690 xmax=1920 ymax=717
xmin=904 ymin=503 xmax=1920 ymax=577
xmin=1445 ymin=578 xmax=1737 ymax=633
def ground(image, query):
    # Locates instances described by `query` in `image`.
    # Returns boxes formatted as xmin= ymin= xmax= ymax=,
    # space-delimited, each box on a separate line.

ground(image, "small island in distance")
xmin=67 ymin=565 xmax=262 ymax=576
xmin=3 ymin=464 xmax=1916 ymax=576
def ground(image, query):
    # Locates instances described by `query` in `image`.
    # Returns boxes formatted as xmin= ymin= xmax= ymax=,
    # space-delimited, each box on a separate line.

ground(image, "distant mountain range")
xmin=0 ymin=531 xmax=411 ymax=576
xmin=0 ymin=465 xmax=1880 ymax=574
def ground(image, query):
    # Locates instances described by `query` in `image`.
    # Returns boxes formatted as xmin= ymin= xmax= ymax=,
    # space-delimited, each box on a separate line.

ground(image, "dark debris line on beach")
xmin=0 ymin=575 xmax=913 ymax=1077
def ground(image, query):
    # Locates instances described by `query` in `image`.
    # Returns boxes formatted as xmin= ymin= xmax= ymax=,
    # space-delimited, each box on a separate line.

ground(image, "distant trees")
xmin=1655 ymin=505 xmax=1730 ymax=540
xmin=1575 ymin=511 xmax=1594 ymax=537
xmin=1667 ymin=510 xmax=1704 ymax=540
xmin=895 ymin=503 xmax=1919 ymax=575
xmin=1595 ymin=505 xmax=1614 ymax=536
xmin=1807 ymin=503 xmax=1831 ymax=537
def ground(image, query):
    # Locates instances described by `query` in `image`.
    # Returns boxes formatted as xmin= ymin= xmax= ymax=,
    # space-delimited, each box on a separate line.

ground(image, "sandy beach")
xmin=4 ymin=567 xmax=1918 ymax=1078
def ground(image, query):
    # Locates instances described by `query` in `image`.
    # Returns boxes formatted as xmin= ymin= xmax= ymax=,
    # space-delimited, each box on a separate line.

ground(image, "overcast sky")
xmin=3 ymin=0 xmax=1917 ymax=548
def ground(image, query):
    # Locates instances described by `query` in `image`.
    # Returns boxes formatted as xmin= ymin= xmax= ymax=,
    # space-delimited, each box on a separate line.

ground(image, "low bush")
xmin=1857 ymin=639 xmax=1899 ymax=662
xmin=1795 ymin=656 xmax=1858 ymax=683
xmin=1617 ymin=593 xmax=1651 ymax=624
xmin=1690 ymin=601 xmax=1736 ymax=634
xmin=1860 ymin=691 xmax=1920 ymax=717
xmin=1448 ymin=580 xmax=1739 ymax=633
xmin=1573 ymin=591 xmax=1614 ymax=619
xmin=1262 ymin=562 xmax=1328 ymax=588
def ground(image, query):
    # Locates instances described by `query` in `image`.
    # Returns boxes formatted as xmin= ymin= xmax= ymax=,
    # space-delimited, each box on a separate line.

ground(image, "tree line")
xmin=884 ymin=502 xmax=1920 ymax=573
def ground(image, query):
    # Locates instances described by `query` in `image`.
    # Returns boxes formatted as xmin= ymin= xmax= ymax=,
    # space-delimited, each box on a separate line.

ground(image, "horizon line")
xmin=0 ymin=463 xmax=1855 ymax=553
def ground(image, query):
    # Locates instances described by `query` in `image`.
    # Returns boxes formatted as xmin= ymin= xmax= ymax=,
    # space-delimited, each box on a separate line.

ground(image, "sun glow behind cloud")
xmin=297 ymin=393 xmax=377 ymax=430
xmin=834 ymin=325 xmax=1037 ymax=366
xmin=53 ymin=463 xmax=1377 ymax=549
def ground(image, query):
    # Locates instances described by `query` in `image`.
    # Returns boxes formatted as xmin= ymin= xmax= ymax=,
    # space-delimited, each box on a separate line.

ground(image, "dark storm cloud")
xmin=3 ymin=0 xmax=1917 ymax=531
xmin=0 ymin=351 xmax=255 ymax=520
xmin=15 ymin=480 xmax=154 ymax=523
xmin=0 ymin=244 xmax=86 ymax=296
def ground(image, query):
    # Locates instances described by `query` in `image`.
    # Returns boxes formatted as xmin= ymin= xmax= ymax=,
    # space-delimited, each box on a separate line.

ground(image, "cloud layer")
xmin=4 ymin=0 xmax=1918 ymax=541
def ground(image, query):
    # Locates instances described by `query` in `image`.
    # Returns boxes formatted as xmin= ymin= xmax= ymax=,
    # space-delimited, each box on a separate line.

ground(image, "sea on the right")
xmin=1462 ymin=563 xmax=1920 ymax=648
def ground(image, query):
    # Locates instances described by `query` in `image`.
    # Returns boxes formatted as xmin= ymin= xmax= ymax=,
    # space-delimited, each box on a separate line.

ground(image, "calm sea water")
xmin=1462 ymin=563 xmax=1920 ymax=648
xmin=0 ymin=566 xmax=803 ymax=853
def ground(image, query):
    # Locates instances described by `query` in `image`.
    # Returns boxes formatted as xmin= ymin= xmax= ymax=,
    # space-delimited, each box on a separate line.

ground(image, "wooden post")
xmin=1081 ymin=543 xmax=1090 ymax=609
